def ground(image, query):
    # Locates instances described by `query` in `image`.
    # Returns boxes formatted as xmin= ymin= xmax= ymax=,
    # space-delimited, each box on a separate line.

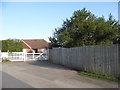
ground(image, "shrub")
xmin=2 ymin=59 xmax=11 ymax=62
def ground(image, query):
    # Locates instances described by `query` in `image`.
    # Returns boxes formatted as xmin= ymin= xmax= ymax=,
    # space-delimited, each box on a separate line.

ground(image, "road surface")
xmin=1 ymin=61 xmax=118 ymax=88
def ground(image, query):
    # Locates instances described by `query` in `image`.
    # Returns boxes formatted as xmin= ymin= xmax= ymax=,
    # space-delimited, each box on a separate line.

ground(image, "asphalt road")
xmin=1 ymin=61 xmax=118 ymax=88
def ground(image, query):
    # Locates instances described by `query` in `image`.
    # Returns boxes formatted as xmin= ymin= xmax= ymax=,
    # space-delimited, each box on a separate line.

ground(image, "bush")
xmin=2 ymin=59 xmax=11 ymax=62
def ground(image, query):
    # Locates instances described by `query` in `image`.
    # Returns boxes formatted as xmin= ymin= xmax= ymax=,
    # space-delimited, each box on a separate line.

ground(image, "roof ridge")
xmin=22 ymin=39 xmax=44 ymax=40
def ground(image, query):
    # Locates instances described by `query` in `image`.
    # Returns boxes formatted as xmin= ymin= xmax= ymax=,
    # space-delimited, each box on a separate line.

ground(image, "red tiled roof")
xmin=22 ymin=39 xmax=48 ymax=49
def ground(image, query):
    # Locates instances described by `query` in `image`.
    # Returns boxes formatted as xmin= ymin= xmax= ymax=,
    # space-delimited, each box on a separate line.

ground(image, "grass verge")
xmin=78 ymin=71 xmax=119 ymax=82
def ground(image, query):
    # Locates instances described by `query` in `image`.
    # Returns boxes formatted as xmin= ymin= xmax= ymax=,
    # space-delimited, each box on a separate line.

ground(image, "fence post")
xmin=118 ymin=44 xmax=120 ymax=82
xmin=0 ymin=50 xmax=1 ymax=62
xmin=33 ymin=53 xmax=35 ymax=60
xmin=23 ymin=52 xmax=26 ymax=62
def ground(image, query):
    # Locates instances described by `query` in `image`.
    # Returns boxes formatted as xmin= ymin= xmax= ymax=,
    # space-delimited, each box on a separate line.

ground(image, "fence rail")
xmin=0 ymin=52 xmax=48 ymax=61
xmin=49 ymin=44 xmax=119 ymax=77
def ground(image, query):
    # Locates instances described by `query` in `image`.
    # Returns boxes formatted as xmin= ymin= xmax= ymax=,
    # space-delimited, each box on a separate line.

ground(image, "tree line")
xmin=49 ymin=8 xmax=120 ymax=48
xmin=0 ymin=39 xmax=23 ymax=52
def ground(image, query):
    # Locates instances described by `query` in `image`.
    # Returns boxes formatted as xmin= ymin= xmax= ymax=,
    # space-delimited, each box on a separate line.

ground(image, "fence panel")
xmin=49 ymin=44 xmax=119 ymax=77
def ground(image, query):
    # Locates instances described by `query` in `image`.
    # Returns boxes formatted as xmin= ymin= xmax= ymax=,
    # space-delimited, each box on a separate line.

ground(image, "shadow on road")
xmin=27 ymin=61 xmax=72 ymax=71
xmin=2 ymin=72 xmax=33 ymax=88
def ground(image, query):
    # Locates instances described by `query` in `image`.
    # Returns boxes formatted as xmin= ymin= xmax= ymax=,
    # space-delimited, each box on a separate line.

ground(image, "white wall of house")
xmin=23 ymin=48 xmax=48 ymax=53
xmin=23 ymin=49 xmax=28 ymax=53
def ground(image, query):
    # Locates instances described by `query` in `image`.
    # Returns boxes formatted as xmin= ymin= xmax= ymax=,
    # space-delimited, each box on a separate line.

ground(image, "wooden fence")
xmin=49 ymin=44 xmax=119 ymax=77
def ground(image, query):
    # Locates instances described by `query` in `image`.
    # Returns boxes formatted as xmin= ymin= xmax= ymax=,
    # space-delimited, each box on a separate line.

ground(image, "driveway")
xmin=2 ymin=61 xmax=118 ymax=88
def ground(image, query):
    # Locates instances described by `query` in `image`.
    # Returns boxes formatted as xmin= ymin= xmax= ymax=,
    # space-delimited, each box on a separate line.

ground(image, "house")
xmin=22 ymin=39 xmax=48 ymax=53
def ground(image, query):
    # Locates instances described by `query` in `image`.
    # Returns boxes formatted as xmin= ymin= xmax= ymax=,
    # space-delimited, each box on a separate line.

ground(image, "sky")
xmin=0 ymin=2 xmax=119 ymax=42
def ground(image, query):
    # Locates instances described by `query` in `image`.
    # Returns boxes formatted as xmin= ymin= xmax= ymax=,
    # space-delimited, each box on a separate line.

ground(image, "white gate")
xmin=26 ymin=53 xmax=48 ymax=61
xmin=0 ymin=51 xmax=48 ymax=61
